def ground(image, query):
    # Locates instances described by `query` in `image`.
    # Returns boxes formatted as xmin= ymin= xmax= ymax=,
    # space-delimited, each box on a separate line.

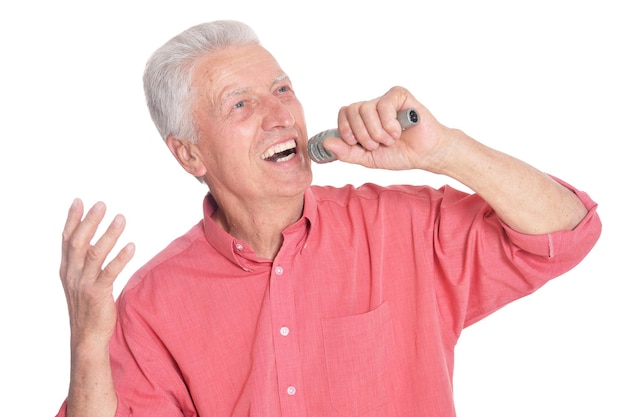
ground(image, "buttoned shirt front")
xmin=56 ymin=180 xmax=601 ymax=417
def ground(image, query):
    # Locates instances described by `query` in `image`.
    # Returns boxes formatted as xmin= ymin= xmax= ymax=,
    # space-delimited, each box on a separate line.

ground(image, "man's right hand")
xmin=60 ymin=199 xmax=134 ymax=417
xmin=61 ymin=198 xmax=134 ymax=347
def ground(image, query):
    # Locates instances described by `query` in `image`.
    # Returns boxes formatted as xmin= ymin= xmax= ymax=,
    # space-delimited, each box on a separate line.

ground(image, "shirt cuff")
xmin=499 ymin=176 xmax=601 ymax=258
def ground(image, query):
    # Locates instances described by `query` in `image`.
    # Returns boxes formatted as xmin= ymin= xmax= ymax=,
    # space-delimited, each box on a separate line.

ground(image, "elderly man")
xmin=56 ymin=20 xmax=600 ymax=417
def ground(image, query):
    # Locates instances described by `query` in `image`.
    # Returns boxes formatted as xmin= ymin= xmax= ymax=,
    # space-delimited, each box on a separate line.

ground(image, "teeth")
xmin=262 ymin=139 xmax=296 ymax=160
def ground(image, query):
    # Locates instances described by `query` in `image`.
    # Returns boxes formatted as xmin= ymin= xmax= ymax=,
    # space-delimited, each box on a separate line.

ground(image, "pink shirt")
xmin=56 ymin=180 xmax=601 ymax=417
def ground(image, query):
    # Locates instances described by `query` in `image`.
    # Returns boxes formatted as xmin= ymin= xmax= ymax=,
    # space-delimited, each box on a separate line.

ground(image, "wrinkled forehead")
xmin=190 ymin=44 xmax=287 ymax=105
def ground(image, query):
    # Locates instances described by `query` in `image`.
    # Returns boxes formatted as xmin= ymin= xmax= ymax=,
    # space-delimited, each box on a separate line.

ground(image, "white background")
xmin=1 ymin=0 xmax=624 ymax=415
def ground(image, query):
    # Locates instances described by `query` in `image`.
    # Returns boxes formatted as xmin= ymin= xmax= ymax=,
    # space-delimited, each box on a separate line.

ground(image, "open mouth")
xmin=261 ymin=139 xmax=297 ymax=162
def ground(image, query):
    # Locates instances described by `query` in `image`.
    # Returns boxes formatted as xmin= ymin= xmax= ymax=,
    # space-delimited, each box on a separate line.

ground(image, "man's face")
xmin=189 ymin=43 xmax=312 ymax=204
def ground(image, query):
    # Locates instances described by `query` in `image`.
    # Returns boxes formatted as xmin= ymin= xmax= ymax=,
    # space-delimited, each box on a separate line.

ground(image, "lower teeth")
xmin=268 ymin=150 xmax=294 ymax=162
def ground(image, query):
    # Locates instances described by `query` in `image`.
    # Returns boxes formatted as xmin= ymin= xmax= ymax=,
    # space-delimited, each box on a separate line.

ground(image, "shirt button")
xmin=235 ymin=243 xmax=244 ymax=251
xmin=280 ymin=326 xmax=290 ymax=336
xmin=287 ymin=386 xmax=297 ymax=396
xmin=274 ymin=266 xmax=284 ymax=275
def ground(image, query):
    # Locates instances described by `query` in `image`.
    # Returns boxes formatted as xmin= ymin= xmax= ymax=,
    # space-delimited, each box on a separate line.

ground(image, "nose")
xmin=261 ymin=96 xmax=295 ymax=131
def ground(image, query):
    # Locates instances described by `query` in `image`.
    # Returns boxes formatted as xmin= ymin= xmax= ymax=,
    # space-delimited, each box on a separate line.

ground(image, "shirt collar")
xmin=201 ymin=189 xmax=317 ymax=271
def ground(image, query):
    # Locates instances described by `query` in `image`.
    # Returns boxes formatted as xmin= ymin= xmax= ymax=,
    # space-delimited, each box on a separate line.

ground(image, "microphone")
xmin=307 ymin=108 xmax=420 ymax=164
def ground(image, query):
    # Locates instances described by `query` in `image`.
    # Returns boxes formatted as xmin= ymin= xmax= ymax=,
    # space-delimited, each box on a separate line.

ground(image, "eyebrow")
xmin=219 ymin=73 xmax=290 ymax=106
xmin=273 ymin=73 xmax=289 ymax=84
xmin=221 ymin=87 xmax=249 ymax=104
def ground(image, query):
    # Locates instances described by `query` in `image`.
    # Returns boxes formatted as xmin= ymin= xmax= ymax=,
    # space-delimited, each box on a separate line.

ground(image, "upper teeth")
xmin=262 ymin=139 xmax=296 ymax=160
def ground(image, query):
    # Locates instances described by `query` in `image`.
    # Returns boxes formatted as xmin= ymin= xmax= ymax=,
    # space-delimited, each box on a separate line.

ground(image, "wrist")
xmin=418 ymin=127 xmax=470 ymax=176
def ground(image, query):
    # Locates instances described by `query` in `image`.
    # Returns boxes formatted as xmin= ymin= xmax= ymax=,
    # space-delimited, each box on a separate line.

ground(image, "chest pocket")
xmin=321 ymin=302 xmax=395 ymax=416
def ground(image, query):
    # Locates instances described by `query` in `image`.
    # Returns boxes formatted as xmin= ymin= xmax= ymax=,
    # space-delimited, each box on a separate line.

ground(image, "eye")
xmin=234 ymin=100 xmax=245 ymax=109
xmin=276 ymin=85 xmax=293 ymax=95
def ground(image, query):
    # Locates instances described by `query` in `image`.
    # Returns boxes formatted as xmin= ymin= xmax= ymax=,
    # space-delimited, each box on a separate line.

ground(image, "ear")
xmin=165 ymin=135 xmax=207 ymax=178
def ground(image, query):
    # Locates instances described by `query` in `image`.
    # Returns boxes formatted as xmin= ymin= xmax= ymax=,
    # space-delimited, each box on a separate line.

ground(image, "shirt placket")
xmin=269 ymin=257 xmax=306 ymax=416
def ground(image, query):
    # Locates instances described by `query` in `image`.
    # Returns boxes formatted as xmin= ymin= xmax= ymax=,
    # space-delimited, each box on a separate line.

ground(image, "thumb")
xmin=322 ymin=136 xmax=368 ymax=164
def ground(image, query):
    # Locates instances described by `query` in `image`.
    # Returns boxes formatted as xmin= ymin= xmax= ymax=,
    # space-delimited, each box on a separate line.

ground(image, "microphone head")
xmin=307 ymin=128 xmax=339 ymax=163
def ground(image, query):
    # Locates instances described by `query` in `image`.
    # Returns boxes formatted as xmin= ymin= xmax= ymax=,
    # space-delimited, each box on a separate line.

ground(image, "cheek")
xmin=199 ymin=132 xmax=252 ymax=173
xmin=290 ymin=101 xmax=307 ymax=131
xmin=196 ymin=114 xmax=261 ymax=165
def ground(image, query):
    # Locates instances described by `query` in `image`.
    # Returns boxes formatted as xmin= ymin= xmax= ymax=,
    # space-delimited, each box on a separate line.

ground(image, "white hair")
xmin=143 ymin=20 xmax=260 ymax=144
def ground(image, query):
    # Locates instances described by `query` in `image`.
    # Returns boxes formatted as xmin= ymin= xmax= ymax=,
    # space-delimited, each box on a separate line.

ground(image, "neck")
xmin=211 ymin=193 xmax=305 ymax=260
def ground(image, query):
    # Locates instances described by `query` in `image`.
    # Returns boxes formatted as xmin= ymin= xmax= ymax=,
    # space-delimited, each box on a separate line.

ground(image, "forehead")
xmin=191 ymin=44 xmax=286 ymax=102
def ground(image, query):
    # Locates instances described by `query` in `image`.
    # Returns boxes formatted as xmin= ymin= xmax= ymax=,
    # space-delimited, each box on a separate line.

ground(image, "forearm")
xmin=326 ymin=88 xmax=588 ymax=234
xmin=438 ymin=129 xmax=588 ymax=234
xmin=66 ymin=340 xmax=117 ymax=417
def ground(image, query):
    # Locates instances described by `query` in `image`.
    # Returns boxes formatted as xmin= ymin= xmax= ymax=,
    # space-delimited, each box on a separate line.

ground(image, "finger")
xmin=377 ymin=102 xmax=404 ymax=141
xmin=343 ymin=104 xmax=377 ymax=149
xmin=339 ymin=102 xmax=394 ymax=150
xmin=82 ymin=214 xmax=128 ymax=283
xmin=376 ymin=86 xmax=418 ymax=140
xmin=99 ymin=242 xmax=135 ymax=288
xmin=60 ymin=198 xmax=84 ymax=278
xmin=62 ymin=202 xmax=107 ymax=282
xmin=336 ymin=105 xmax=358 ymax=145
xmin=359 ymin=104 xmax=397 ymax=148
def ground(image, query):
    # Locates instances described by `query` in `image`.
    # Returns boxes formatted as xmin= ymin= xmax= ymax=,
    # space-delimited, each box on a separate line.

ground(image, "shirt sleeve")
xmin=432 ymin=176 xmax=601 ymax=338
xmin=502 ymin=176 xmax=600 ymax=259
xmin=54 ymin=303 xmax=194 ymax=417
xmin=54 ymin=401 xmax=67 ymax=417
xmin=54 ymin=392 xmax=127 ymax=417
xmin=105 ymin=292 xmax=198 ymax=417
